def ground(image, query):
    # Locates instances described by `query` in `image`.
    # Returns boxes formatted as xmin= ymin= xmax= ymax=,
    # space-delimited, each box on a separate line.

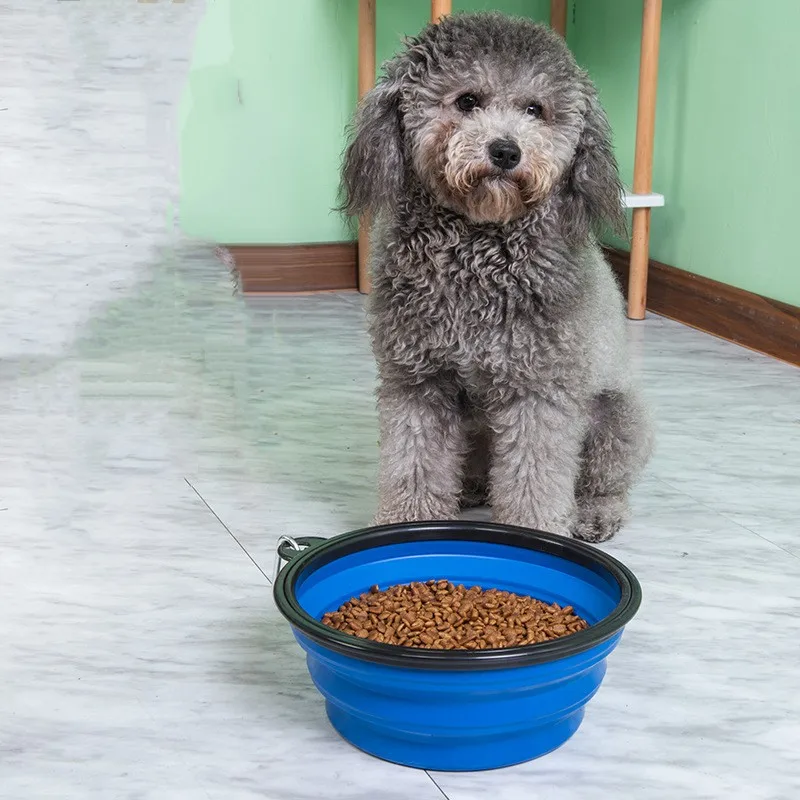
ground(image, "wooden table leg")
xmin=431 ymin=0 xmax=452 ymax=23
xmin=356 ymin=0 xmax=376 ymax=294
xmin=550 ymin=0 xmax=568 ymax=37
xmin=628 ymin=0 xmax=662 ymax=320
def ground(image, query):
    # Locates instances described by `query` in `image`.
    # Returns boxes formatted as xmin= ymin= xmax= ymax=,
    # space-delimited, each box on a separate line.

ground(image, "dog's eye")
xmin=456 ymin=93 xmax=480 ymax=113
xmin=526 ymin=102 xmax=544 ymax=118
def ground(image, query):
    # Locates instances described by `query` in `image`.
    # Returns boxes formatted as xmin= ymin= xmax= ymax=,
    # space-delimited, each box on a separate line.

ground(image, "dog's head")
xmin=341 ymin=13 xmax=624 ymax=239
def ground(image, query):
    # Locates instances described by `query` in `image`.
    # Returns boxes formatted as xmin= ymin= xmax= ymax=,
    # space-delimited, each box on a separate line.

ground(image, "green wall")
xmin=570 ymin=0 xmax=800 ymax=305
xmin=179 ymin=0 xmax=357 ymax=244
xmin=179 ymin=0 xmax=800 ymax=306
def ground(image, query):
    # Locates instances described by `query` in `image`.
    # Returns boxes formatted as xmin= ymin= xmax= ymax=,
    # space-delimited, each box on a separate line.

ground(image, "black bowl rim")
xmin=273 ymin=521 xmax=642 ymax=671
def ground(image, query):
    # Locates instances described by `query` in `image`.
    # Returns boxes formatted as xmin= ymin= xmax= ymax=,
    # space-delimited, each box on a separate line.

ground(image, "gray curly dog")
xmin=341 ymin=13 xmax=653 ymax=541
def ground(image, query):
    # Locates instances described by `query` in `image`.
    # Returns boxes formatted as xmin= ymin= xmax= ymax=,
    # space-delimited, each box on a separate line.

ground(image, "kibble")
xmin=321 ymin=581 xmax=589 ymax=650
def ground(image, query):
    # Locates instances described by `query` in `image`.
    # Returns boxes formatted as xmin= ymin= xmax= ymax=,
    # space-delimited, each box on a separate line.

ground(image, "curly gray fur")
xmin=341 ymin=13 xmax=653 ymax=541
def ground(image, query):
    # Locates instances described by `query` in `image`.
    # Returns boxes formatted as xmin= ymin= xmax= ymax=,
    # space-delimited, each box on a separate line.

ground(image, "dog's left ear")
xmin=562 ymin=91 xmax=626 ymax=243
xmin=339 ymin=74 xmax=405 ymax=218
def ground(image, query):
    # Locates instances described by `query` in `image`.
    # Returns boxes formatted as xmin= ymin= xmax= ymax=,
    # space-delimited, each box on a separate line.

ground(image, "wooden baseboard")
xmin=217 ymin=241 xmax=799 ymax=365
xmin=220 ymin=242 xmax=358 ymax=295
xmin=604 ymin=247 xmax=800 ymax=367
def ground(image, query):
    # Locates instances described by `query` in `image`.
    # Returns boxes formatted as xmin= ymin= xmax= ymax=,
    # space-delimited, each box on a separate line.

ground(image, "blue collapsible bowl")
xmin=273 ymin=521 xmax=641 ymax=771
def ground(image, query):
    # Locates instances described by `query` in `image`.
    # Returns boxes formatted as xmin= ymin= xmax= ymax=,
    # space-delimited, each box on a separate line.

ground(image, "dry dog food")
xmin=321 ymin=580 xmax=589 ymax=650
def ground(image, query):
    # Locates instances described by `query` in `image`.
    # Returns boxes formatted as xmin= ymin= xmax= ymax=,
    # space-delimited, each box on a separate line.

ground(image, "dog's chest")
xmin=377 ymin=230 xmax=572 ymax=388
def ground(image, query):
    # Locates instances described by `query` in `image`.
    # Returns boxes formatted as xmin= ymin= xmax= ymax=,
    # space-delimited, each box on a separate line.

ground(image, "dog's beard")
xmin=459 ymin=174 xmax=525 ymax=225
xmin=472 ymin=172 xmax=536 ymax=223
xmin=442 ymin=159 xmax=556 ymax=225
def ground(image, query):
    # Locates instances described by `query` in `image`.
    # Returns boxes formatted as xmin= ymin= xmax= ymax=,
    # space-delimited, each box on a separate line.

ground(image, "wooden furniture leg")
xmin=356 ymin=0 xmax=376 ymax=294
xmin=431 ymin=0 xmax=452 ymax=23
xmin=628 ymin=0 xmax=662 ymax=320
xmin=550 ymin=0 xmax=568 ymax=37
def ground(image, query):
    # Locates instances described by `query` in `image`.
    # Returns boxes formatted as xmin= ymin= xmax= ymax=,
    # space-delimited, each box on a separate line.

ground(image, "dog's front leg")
xmin=374 ymin=380 xmax=465 ymax=525
xmin=488 ymin=392 xmax=584 ymax=536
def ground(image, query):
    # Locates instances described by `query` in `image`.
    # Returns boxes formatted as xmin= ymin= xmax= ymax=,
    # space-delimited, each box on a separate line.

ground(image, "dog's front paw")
xmin=493 ymin=508 xmax=576 ymax=538
xmin=373 ymin=510 xmax=414 ymax=526
xmin=373 ymin=501 xmax=458 ymax=527
xmin=573 ymin=494 xmax=629 ymax=543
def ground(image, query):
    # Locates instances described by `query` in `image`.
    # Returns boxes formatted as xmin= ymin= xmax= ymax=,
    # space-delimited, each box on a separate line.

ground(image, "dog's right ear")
xmin=339 ymin=75 xmax=405 ymax=217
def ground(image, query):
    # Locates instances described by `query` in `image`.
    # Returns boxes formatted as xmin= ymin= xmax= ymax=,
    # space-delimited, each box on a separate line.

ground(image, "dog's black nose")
xmin=488 ymin=139 xmax=522 ymax=170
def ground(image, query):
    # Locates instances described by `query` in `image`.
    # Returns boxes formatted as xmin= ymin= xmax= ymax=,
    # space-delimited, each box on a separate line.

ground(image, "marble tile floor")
xmin=1 ymin=243 xmax=799 ymax=800
xmin=2 ymin=1 xmax=799 ymax=797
